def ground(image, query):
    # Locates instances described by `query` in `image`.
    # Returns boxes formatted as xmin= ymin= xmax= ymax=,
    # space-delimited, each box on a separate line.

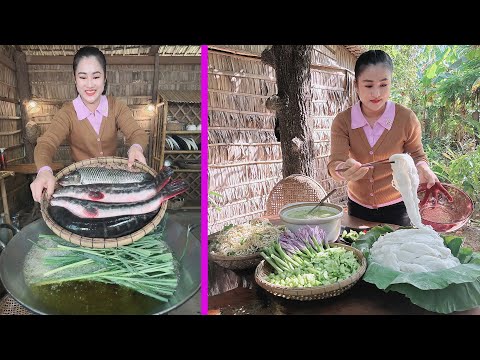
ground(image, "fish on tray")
xmin=52 ymin=167 xmax=174 ymax=203
xmin=50 ymin=179 xmax=188 ymax=219
xmin=58 ymin=166 xmax=154 ymax=186
xmin=48 ymin=206 xmax=157 ymax=238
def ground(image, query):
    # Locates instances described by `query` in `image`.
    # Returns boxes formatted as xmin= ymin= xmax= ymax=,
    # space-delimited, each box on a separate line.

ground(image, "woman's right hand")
xmin=30 ymin=170 xmax=56 ymax=203
xmin=337 ymin=158 xmax=370 ymax=182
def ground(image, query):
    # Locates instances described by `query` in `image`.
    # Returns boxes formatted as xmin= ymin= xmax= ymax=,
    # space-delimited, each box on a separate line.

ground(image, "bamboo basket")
xmin=40 ymin=156 xmax=167 ymax=249
xmin=209 ymin=251 xmax=263 ymax=271
xmin=254 ymin=243 xmax=367 ymax=301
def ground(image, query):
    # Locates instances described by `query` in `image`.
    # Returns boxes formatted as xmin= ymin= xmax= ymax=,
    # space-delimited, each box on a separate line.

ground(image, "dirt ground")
xmin=451 ymin=209 xmax=480 ymax=252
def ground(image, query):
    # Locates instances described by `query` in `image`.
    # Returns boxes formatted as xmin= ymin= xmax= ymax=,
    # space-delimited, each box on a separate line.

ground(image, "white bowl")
xmin=279 ymin=202 xmax=344 ymax=242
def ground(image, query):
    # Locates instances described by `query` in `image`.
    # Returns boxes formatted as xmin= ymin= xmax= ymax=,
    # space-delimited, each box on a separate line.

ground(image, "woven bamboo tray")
xmin=254 ymin=243 xmax=367 ymax=301
xmin=209 ymin=251 xmax=263 ymax=271
xmin=40 ymin=156 xmax=167 ymax=249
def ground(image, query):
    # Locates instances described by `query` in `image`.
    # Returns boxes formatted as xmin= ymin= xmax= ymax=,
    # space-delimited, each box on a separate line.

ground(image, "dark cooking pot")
xmin=0 ymin=215 xmax=200 ymax=315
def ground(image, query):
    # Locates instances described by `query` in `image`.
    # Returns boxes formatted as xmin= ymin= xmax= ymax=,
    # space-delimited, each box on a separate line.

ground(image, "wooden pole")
xmin=0 ymin=177 xmax=11 ymax=224
xmin=14 ymin=50 xmax=34 ymax=163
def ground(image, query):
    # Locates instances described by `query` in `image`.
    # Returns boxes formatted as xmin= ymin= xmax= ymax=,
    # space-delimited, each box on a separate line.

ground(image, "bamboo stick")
xmin=0 ymin=177 xmax=11 ymax=224
xmin=208 ymin=160 xmax=282 ymax=168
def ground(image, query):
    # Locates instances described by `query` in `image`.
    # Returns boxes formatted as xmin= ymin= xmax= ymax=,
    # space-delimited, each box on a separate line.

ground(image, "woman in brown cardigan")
xmin=328 ymin=49 xmax=450 ymax=226
xmin=30 ymin=46 xmax=148 ymax=202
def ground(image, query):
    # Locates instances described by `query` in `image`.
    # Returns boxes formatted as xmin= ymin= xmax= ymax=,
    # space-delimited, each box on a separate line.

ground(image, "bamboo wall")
xmin=311 ymin=45 xmax=356 ymax=203
xmin=0 ymin=45 xmax=29 ymax=215
xmin=208 ymin=47 xmax=281 ymax=234
xmin=28 ymin=63 xmax=200 ymax=163
xmin=208 ymin=45 xmax=359 ymax=234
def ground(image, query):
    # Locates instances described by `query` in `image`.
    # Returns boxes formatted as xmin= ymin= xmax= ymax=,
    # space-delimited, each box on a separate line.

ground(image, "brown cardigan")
xmin=327 ymin=103 xmax=427 ymax=207
xmin=34 ymin=96 xmax=148 ymax=170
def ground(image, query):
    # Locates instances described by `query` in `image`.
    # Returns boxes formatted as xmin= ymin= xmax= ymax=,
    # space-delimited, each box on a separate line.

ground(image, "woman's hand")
xmin=416 ymin=162 xmax=438 ymax=189
xmin=336 ymin=158 xmax=370 ymax=182
xmin=30 ymin=170 xmax=56 ymax=203
xmin=416 ymin=162 xmax=453 ymax=206
xmin=127 ymin=145 xmax=146 ymax=168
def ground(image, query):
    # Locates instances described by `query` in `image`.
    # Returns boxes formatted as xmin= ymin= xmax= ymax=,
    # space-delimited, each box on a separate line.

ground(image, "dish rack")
xmin=150 ymin=90 xmax=201 ymax=210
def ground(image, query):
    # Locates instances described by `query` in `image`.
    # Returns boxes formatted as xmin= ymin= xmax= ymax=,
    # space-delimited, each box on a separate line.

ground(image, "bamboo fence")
xmin=208 ymin=45 xmax=363 ymax=234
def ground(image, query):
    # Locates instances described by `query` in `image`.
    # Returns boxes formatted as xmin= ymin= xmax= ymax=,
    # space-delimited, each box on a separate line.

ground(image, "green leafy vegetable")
xmin=260 ymin=226 xmax=361 ymax=288
xmin=28 ymin=222 xmax=178 ymax=302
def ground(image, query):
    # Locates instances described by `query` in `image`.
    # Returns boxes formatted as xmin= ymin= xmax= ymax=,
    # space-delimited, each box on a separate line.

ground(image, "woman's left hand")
xmin=127 ymin=145 xmax=146 ymax=168
xmin=416 ymin=162 xmax=438 ymax=189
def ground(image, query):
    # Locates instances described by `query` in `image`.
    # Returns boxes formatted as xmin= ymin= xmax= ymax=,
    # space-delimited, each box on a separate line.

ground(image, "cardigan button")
xmin=369 ymin=150 xmax=374 ymax=155
xmin=370 ymin=193 xmax=374 ymax=197
xmin=100 ymin=152 xmax=104 ymax=155
xmin=97 ymin=138 xmax=100 ymax=141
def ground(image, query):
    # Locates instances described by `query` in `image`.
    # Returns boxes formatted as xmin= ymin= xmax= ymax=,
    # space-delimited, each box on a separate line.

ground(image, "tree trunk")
xmin=262 ymin=45 xmax=314 ymax=178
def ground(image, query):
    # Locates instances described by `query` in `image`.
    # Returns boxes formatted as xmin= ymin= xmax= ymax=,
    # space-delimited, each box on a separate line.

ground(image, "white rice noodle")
xmin=369 ymin=154 xmax=460 ymax=273
xmin=389 ymin=153 xmax=423 ymax=229
xmin=370 ymin=228 xmax=460 ymax=273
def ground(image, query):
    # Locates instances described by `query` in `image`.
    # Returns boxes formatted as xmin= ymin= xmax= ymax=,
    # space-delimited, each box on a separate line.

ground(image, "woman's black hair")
xmin=354 ymin=50 xmax=393 ymax=81
xmin=73 ymin=46 xmax=108 ymax=95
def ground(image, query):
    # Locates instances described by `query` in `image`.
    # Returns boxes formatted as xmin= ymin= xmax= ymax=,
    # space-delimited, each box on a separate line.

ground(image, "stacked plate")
xmin=165 ymin=135 xmax=199 ymax=151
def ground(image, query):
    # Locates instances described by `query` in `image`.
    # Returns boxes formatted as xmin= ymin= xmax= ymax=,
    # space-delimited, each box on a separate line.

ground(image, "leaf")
xmin=443 ymin=236 xmax=463 ymax=257
xmin=388 ymin=279 xmax=480 ymax=314
xmin=457 ymin=247 xmax=474 ymax=264
xmin=425 ymin=63 xmax=438 ymax=79
xmin=358 ymin=227 xmax=480 ymax=313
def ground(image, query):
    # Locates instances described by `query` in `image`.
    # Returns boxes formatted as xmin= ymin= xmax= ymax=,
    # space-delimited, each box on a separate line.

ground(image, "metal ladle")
xmin=306 ymin=189 xmax=337 ymax=216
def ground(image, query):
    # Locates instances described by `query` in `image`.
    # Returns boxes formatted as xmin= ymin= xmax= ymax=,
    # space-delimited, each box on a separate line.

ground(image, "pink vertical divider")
xmin=200 ymin=44 xmax=209 ymax=315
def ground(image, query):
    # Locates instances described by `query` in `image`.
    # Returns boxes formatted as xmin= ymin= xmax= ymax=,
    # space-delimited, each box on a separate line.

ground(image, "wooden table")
xmin=208 ymin=280 xmax=480 ymax=315
xmin=0 ymin=163 xmax=67 ymax=225
xmin=208 ymin=213 xmax=480 ymax=315
xmin=6 ymin=163 xmax=66 ymax=175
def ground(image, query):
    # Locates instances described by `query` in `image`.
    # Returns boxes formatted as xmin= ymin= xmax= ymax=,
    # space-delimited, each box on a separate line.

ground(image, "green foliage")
xmin=209 ymin=190 xmax=223 ymax=211
xmin=424 ymin=139 xmax=480 ymax=202
xmin=365 ymin=45 xmax=480 ymax=146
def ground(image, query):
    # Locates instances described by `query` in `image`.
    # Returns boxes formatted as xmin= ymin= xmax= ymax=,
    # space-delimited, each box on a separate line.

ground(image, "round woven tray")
xmin=254 ymin=243 xmax=367 ymax=301
xmin=40 ymin=156 xmax=167 ymax=249
xmin=209 ymin=251 xmax=263 ymax=271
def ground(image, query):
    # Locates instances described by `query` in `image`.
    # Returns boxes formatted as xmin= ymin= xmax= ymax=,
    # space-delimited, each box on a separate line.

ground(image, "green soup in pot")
xmin=285 ymin=207 xmax=338 ymax=220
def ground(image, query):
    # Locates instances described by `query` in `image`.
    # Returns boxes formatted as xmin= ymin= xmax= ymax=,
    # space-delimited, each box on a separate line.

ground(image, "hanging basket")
xmin=40 ymin=156 xmax=167 ymax=248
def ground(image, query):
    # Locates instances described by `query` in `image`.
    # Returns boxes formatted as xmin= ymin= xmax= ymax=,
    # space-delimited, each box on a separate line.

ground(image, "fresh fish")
xmin=48 ymin=206 xmax=157 ymax=238
xmin=52 ymin=167 xmax=174 ymax=203
xmin=50 ymin=179 xmax=188 ymax=219
xmin=58 ymin=167 xmax=154 ymax=186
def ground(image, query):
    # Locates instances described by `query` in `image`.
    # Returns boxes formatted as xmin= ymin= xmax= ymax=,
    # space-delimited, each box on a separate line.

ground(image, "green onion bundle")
xmin=28 ymin=230 xmax=178 ymax=302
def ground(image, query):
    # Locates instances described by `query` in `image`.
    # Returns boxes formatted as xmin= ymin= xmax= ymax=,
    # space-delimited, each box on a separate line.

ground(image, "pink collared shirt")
xmin=351 ymin=100 xmax=395 ymax=147
xmin=73 ymin=94 xmax=108 ymax=135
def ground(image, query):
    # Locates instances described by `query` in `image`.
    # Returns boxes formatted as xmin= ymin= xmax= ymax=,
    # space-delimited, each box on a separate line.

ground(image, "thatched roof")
xmin=209 ymin=45 xmax=366 ymax=58
xmin=344 ymin=45 xmax=366 ymax=57
xmin=18 ymin=45 xmax=200 ymax=56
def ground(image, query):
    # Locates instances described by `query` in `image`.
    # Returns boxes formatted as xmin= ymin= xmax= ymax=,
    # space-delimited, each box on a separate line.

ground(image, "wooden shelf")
xmin=180 ymin=199 xmax=201 ymax=210
xmin=166 ymin=130 xmax=201 ymax=135
xmin=173 ymin=168 xmax=201 ymax=173
xmin=165 ymin=150 xmax=201 ymax=154
xmin=152 ymin=91 xmax=201 ymax=210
